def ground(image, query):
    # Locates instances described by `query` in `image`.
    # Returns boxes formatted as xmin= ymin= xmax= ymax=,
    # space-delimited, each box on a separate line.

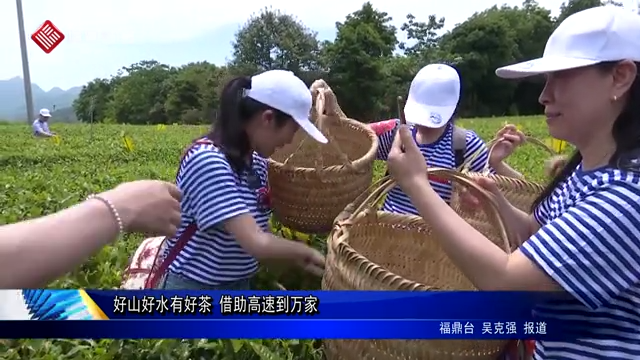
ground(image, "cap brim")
xmin=295 ymin=117 xmax=328 ymax=144
xmin=404 ymin=100 xmax=455 ymax=129
xmin=496 ymin=57 xmax=601 ymax=79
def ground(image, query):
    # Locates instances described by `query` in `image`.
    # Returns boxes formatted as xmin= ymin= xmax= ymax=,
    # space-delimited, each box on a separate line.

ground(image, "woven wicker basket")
xmin=323 ymin=168 xmax=512 ymax=360
xmin=450 ymin=136 xmax=555 ymax=249
xmin=268 ymin=80 xmax=378 ymax=234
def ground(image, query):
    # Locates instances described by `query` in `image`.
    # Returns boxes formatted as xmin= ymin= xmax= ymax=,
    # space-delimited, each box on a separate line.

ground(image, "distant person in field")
xmin=154 ymin=70 xmax=327 ymax=291
xmin=368 ymin=63 xmax=525 ymax=215
xmin=387 ymin=6 xmax=640 ymax=359
xmin=32 ymin=108 xmax=55 ymax=137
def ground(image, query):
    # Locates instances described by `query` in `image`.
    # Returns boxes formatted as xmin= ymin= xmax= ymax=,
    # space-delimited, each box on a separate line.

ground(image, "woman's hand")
xmin=99 ymin=180 xmax=182 ymax=237
xmin=459 ymin=175 xmax=536 ymax=247
xmin=296 ymin=247 xmax=325 ymax=277
xmin=489 ymin=124 xmax=525 ymax=166
xmin=459 ymin=176 xmax=508 ymax=210
xmin=387 ymin=125 xmax=428 ymax=190
xmin=545 ymin=155 xmax=568 ymax=178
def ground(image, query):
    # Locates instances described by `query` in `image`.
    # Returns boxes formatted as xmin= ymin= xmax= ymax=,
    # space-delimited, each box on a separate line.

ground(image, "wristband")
xmin=86 ymin=194 xmax=125 ymax=234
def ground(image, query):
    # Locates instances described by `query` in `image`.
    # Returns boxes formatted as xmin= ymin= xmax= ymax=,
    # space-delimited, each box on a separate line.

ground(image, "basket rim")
xmin=457 ymin=171 xmax=546 ymax=191
xmin=326 ymin=169 xmax=511 ymax=291
xmin=267 ymin=117 xmax=379 ymax=173
xmin=329 ymin=209 xmax=511 ymax=291
xmin=329 ymin=210 xmax=442 ymax=291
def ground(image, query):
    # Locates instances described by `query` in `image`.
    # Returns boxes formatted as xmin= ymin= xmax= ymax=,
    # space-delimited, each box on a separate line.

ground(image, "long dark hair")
xmin=208 ymin=76 xmax=290 ymax=173
xmin=531 ymin=61 xmax=640 ymax=211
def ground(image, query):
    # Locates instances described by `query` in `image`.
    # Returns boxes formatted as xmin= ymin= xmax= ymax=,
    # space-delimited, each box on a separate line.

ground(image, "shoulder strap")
xmin=452 ymin=126 xmax=467 ymax=168
xmin=145 ymin=139 xmax=214 ymax=288
xmin=145 ymin=223 xmax=198 ymax=288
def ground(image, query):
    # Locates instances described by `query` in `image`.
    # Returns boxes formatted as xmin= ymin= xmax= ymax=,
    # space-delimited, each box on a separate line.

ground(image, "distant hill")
xmin=51 ymin=106 xmax=77 ymax=122
xmin=0 ymin=77 xmax=81 ymax=121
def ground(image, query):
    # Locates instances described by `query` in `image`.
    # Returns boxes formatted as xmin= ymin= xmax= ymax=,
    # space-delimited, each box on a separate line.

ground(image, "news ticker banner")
xmin=0 ymin=290 xmax=583 ymax=339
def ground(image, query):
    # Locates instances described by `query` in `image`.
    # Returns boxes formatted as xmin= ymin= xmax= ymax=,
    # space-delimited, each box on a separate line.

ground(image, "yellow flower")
xmin=546 ymin=138 xmax=567 ymax=153
xmin=122 ymin=135 xmax=134 ymax=152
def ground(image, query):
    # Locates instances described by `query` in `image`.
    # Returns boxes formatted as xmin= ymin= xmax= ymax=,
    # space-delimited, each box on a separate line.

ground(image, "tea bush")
xmin=0 ymin=116 xmax=558 ymax=359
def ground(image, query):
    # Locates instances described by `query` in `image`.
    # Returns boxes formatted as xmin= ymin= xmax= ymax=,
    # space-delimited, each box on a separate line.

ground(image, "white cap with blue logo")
xmin=404 ymin=64 xmax=461 ymax=128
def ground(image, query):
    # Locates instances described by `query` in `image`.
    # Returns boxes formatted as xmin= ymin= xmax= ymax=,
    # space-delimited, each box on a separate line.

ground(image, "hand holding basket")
xmin=453 ymin=135 xmax=557 ymax=216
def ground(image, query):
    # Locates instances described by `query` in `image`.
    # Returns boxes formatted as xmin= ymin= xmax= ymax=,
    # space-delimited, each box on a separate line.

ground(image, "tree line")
xmin=72 ymin=0 xmax=621 ymax=125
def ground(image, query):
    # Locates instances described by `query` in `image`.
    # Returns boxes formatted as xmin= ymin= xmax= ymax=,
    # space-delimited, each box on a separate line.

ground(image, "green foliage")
xmin=324 ymin=2 xmax=398 ymax=121
xmin=0 ymin=116 xmax=564 ymax=358
xmin=231 ymin=7 xmax=323 ymax=73
xmin=399 ymin=13 xmax=444 ymax=58
xmin=108 ymin=61 xmax=178 ymax=125
xmin=73 ymin=77 xmax=119 ymax=123
xmin=556 ymin=0 xmax=607 ymax=24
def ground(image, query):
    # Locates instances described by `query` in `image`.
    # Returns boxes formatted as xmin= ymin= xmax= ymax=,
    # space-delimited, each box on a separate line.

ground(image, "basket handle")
xmin=314 ymin=87 xmax=357 ymax=172
xmin=334 ymin=168 xmax=512 ymax=254
xmin=283 ymin=87 xmax=366 ymax=181
xmin=280 ymin=83 xmax=358 ymax=178
xmin=310 ymin=79 xmax=347 ymax=118
xmin=461 ymin=135 xmax=556 ymax=174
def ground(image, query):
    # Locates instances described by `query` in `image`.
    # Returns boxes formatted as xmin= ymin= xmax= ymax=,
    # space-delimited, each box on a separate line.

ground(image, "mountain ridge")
xmin=0 ymin=77 xmax=81 ymax=121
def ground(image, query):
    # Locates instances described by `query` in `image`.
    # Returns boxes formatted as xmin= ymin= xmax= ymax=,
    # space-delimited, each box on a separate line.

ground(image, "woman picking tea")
xmin=387 ymin=6 xmax=640 ymax=359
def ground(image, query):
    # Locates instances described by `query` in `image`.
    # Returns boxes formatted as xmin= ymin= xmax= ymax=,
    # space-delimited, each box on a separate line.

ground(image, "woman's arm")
xmin=425 ymin=178 xmax=640 ymax=306
xmin=491 ymin=161 xmax=524 ymax=179
xmin=0 ymin=199 xmax=120 ymax=288
xmin=472 ymin=178 xmax=540 ymax=246
xmin=0 ymin=180 xmax=181 ymax=288
xmin=492 ymin=161 xmax=524 ymax=179
xmin=464 ymin=131 xmax=524 ymax=179
xmin=404 ymin=179 xmax=556 ymax=291
xmin=225 ymin=214 xmax=323 ymax=261
xmin=387 ymin=126 xmax=557 ymax=291
xmin=389 ymin=126 xmax=640 ymax=298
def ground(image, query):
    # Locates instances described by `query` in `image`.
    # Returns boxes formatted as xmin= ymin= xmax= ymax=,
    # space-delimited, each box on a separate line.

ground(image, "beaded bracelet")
xmin=86 ymin=194 xmax=125 ymax=234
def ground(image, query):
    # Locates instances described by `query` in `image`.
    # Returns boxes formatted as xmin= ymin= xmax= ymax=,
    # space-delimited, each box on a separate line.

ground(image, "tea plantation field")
xmin=0 ymin=117 xmax=559 ymax=359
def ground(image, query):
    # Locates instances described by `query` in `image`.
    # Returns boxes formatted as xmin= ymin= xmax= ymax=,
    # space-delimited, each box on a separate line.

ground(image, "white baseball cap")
xmin=496 ymin=6 xmax=640 ymax=79
xmin=39 ymin=108 xmax=51 ymax=117
xmin=244 ymin=70 xmax=328 ymax=144
xmin=404 ymin=64 xmax=461 ymax=128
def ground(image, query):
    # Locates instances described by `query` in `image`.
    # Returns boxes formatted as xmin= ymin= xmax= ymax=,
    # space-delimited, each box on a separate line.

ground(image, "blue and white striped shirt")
xmin=165 ymin=142 xmax=270 ymax=285
xmin=377 ymin=120 xmax=490 ymax=215
xmin=521 ymin=166 xmax=640 ymax=359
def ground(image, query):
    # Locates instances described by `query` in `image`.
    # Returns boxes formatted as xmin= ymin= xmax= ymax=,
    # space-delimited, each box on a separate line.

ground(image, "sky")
xmin=0 ymin=0 xmax=567 ymax=91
